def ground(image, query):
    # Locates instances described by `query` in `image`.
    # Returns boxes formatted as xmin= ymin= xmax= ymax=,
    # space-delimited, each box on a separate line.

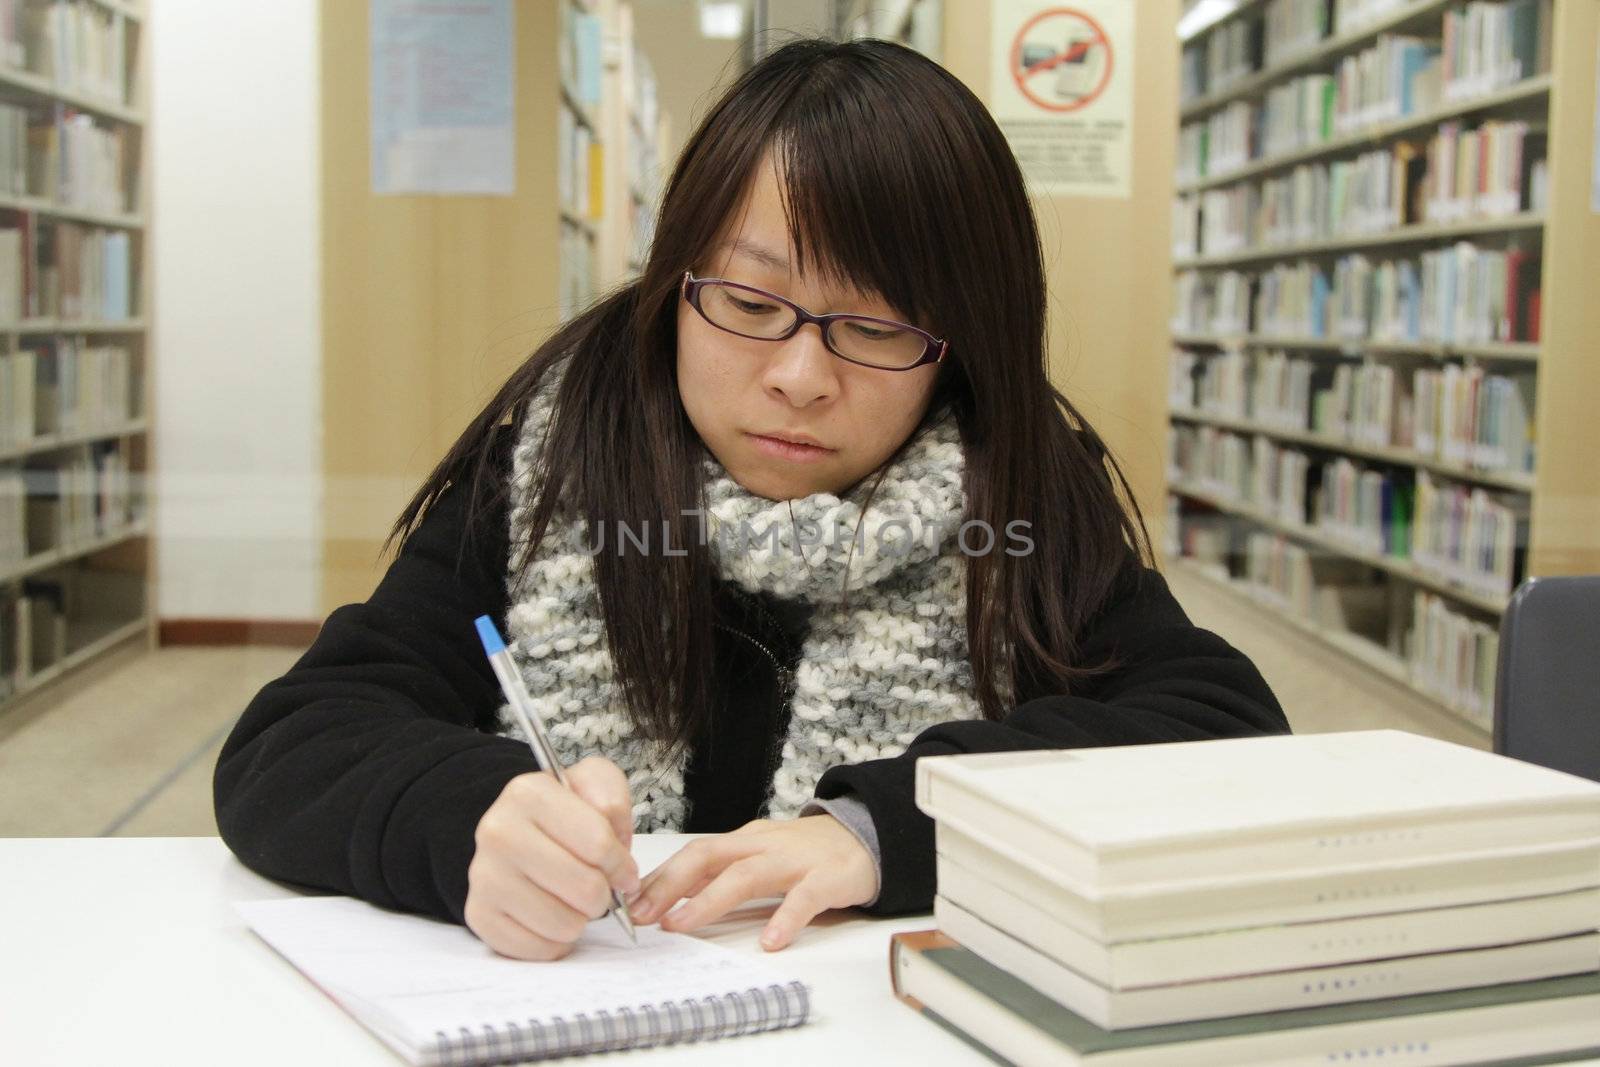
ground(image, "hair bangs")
xmin=764 ymin=69 xmax=958 ymax=335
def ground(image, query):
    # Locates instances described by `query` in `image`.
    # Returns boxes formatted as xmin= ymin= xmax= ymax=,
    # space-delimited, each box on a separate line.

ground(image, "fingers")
xmin=495 ymin=817 xmax=619 ymax=918
xmin=759 ymin=874 xmax=829 ymax=951
xmin=518 ymin=775 xmax=640 ymax=895
xmin=469 ymin=906 xmax=575 ymax=961
xmin=463 ymin=855 xmax=587 ymax=960
xmin=495 ymin=869 xmax=595 ymax=945
xmin=659 ymin=855 xmax=786 ymax=934
xmin=629 ymin=834 xmax=768 ymax=926
xmin=565 ymin=756 xmax=635 ymax=851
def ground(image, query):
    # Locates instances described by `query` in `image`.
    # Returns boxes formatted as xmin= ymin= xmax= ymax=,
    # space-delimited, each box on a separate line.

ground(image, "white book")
xmin=939 ymin=847 xmax=1600 ymax=990
xmin=892 ymin=932 xmax=1600 ymax=1067
xmin=935 ymin=820 xmax=1600 ymax=943
xmin=935 ymin=896 xmax=1600 ymax=1031
xmin=915 ymin=731 xmax=1600 ymax=894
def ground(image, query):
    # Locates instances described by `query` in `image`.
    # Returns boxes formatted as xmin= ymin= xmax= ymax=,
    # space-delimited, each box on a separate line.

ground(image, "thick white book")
xmin=915 ymin=731 xmax=1600 ymax=893
xmin=937 ymin=818 xmax=1600 ymax=943
xmin=938 ymin=846 xmax=1600 ymax=989
xmin=934 ymin=896 xmax=1600 ymax=1031
xmin=892 ymin=930 xmax=1600 ymax=1067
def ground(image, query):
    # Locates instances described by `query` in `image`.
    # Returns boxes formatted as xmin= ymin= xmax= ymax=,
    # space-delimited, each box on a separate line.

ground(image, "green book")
xmin=891 ymin=931 xmax=1600 ymax=1066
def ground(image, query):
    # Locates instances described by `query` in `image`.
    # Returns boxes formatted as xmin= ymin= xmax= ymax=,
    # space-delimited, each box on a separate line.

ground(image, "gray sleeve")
xmin=798 ymin=794 xmax=881 ymax=907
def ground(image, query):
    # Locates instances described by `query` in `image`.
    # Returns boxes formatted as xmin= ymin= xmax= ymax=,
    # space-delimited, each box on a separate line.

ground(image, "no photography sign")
xmin=990 ymin=0 xmax=1134 ymax=198
xmin=1012 ymin=8 xmax=1113 ymax=113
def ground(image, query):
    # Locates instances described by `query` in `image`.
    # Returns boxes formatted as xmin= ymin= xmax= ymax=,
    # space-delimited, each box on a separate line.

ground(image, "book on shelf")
xmin=1206 ymin=16 xmax=1263 ymax=97
xmin=558 ymin=0 xmax=602 ymax=109
xmin=1169 ymin=420 xmax=1527 ymax=596
xmin=0 ymin=223 xmax=20 ymax=320
xmin=1410 ymin=469 xmax=1527 ymax=597
xmin=1241 ymin=529 xmax=1393 ymax=622
xmin=1334 ymin=35 xmax=1441 ymax=134
xmin=1179 ymin=347 xmax=1536 ymax=478
xmin=0 ymin=102 xmax=27 ymax=196
xmin=1176 ymin=238 xmax=1542 ymax=346
xmin=1409 ymin=588 xmax=1501 ymax=725
xmin=891 ymin=930 xmax=1600 ymax=1066
xmin=17 ymin=439 xmax=135 ymax=555
xmin=1313 ymin=456 xmax=1411 ymax=555
xmin=14 ymin=337 xmax=136 ymax=439
xmin=25 ymin=0 xmax=130 ymax=107
xmin=0 ymin=347 xmax=37 ymax=442
xmin=55 ymin=106 xmax=133 ymax=214
xmin=0 ymin=465 xmax=23 ymax=565
xmin=12 ymin=588 xmax=31 ymax=681
xmin=0 ymin=586 xmax=14 ymax=696
xmin=20 ymin=575 xmax=66 ymax=674
xmin=22 ymin=467 xmax=59 ymax=554
xmin=1178 ymin=0 xmax=1552 ymax=186
xmin=1441 ymin=0 xmax=1552 ymax=101
xmin=1265 ymin=0 xmax=1332 ymax=68
xmin=26 ymin=221 xmax=133 ymax=321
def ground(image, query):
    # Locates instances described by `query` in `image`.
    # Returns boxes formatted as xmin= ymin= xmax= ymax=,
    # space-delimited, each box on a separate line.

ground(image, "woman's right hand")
xmin=465 ymin=756 xmax=640 ymax=960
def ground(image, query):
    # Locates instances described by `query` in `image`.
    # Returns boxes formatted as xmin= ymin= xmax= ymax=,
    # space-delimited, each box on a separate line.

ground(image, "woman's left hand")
xmin=628 ymin=815 xmax=878 ymax=950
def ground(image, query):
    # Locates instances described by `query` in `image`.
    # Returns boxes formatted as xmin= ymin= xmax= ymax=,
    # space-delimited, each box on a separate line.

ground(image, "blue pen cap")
xmin=474 ymin=615 xmax=507 ymax=656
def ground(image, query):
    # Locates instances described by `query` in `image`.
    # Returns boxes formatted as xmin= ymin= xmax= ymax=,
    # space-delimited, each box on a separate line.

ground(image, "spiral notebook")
xmin=237 ymin=896 xmax=810 ymax=1065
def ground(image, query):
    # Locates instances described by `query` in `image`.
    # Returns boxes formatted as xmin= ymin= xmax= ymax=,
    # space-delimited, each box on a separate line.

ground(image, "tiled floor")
xmin=0 ymin=566 xmax=1486 ymax=838
xmin=0 ymin=645 xmax=303 ymax=837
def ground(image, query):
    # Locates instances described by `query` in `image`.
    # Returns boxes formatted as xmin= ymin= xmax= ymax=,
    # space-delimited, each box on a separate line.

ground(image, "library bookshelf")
xmin=599 ymin=0 xmax=670 ymax=286
xmin=559 ymin=0 xmax=671 ymax=312
xmin=558 ymin=0 xmax=603 ymax=320
xmin=1166 ymin=0 xmax=1600 ymax=734
xmin=0 ymin=0 xmax=151 ymax=715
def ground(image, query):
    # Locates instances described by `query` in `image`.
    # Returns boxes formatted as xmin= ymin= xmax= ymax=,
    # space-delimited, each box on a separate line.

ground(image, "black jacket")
xmin=214 ymin=427 xmax=1289 ymax=923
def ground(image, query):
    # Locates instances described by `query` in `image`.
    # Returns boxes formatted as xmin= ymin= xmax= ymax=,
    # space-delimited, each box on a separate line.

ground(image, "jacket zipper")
xmin=714 ymin=594 xmax=803 ymax=811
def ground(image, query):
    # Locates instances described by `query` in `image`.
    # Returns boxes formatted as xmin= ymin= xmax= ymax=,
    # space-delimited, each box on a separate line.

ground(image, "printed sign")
xmin=370 ymin=0 xmax=515 ymax=196
xmin=991 ymin=0 xmax=1135 ymax=198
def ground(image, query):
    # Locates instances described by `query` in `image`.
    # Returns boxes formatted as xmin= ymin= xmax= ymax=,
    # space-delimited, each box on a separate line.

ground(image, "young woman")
xmin=215 ymin=38 xmax=1287 ymax=962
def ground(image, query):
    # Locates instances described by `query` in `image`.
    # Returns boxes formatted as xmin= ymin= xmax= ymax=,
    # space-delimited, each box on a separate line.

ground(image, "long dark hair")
xmin=389 ymin=38 xmax=1151 ymax=754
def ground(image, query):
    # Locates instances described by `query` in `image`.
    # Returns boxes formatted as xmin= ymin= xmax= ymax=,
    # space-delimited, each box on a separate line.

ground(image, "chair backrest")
xmin=1493 ymin=575 xmax=1600 ymax=783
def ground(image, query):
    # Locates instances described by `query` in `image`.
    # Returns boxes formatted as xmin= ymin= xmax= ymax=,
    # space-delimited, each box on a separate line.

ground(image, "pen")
xmin=474 ymin=615 xmax=638 ymax=945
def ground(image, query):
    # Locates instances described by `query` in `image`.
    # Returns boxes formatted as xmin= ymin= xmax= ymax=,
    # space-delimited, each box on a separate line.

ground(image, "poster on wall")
xmin=989 ymin=0 xmax=1135 ymax=199
xmin=370 ymin=0 xmax=515 ymax=196
xmin=1592 ymin=34 xmax=1600 ymax=213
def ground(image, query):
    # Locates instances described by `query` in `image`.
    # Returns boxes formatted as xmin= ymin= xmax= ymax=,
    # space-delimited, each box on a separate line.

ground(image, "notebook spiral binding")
xmin=430 ymin=980 xmax=810 ymax=1065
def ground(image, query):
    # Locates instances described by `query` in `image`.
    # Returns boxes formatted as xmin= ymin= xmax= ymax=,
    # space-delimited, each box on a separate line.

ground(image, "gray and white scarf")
xmin=496 ymin=361 xmax=991 ymax=830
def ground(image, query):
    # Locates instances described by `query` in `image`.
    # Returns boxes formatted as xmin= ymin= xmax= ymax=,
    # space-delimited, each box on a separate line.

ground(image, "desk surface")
xmin=1 ymin=835 xmax=986 ymax=1065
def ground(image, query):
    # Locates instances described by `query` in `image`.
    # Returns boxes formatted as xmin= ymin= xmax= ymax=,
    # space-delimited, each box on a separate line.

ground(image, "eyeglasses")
xmin=680 ymin=271 xmax=948 ymax=371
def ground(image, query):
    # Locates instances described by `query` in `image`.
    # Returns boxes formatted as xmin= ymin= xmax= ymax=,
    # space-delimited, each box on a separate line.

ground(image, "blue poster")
xmin=370 ymin=0 xmax=515 ymax=196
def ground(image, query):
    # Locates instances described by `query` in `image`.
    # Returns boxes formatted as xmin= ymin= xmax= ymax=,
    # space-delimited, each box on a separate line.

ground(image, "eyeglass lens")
xmin=696 ymin=282 xmax=927 ymax=369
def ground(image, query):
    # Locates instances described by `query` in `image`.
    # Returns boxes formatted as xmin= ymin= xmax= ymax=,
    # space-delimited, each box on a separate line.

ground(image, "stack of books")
xmin=893 ymin=730 xmax=1600 ymax=1063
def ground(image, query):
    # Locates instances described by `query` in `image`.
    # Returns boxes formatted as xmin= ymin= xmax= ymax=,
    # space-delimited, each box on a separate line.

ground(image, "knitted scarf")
xmin=496 ymin=361 xmax=990 ymax=830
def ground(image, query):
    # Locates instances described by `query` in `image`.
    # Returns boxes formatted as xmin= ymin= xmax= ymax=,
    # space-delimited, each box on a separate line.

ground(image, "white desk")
xmin=1 ymin=835 xmax=988 ymax=1065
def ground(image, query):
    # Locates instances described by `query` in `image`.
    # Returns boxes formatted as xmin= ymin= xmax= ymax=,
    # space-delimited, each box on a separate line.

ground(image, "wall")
xmin=151 ymin=0 xmax=323 ymax=621
xmin=319 ymin=0 xmax=566 ymax=613
xmin=941 ymin=0 xmax=1179 ymax=534
xmin=632 ymin=0 xmax=748 ymax=163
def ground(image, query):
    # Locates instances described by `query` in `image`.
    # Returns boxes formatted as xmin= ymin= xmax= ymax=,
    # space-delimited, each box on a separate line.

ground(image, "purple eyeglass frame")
xmin=680 ymin=270 xmax=949 ymax=371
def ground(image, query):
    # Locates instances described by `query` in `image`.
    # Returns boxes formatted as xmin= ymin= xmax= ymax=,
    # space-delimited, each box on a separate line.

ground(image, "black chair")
xmin=1493 ymin=575 xmax=1600 ymax=783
